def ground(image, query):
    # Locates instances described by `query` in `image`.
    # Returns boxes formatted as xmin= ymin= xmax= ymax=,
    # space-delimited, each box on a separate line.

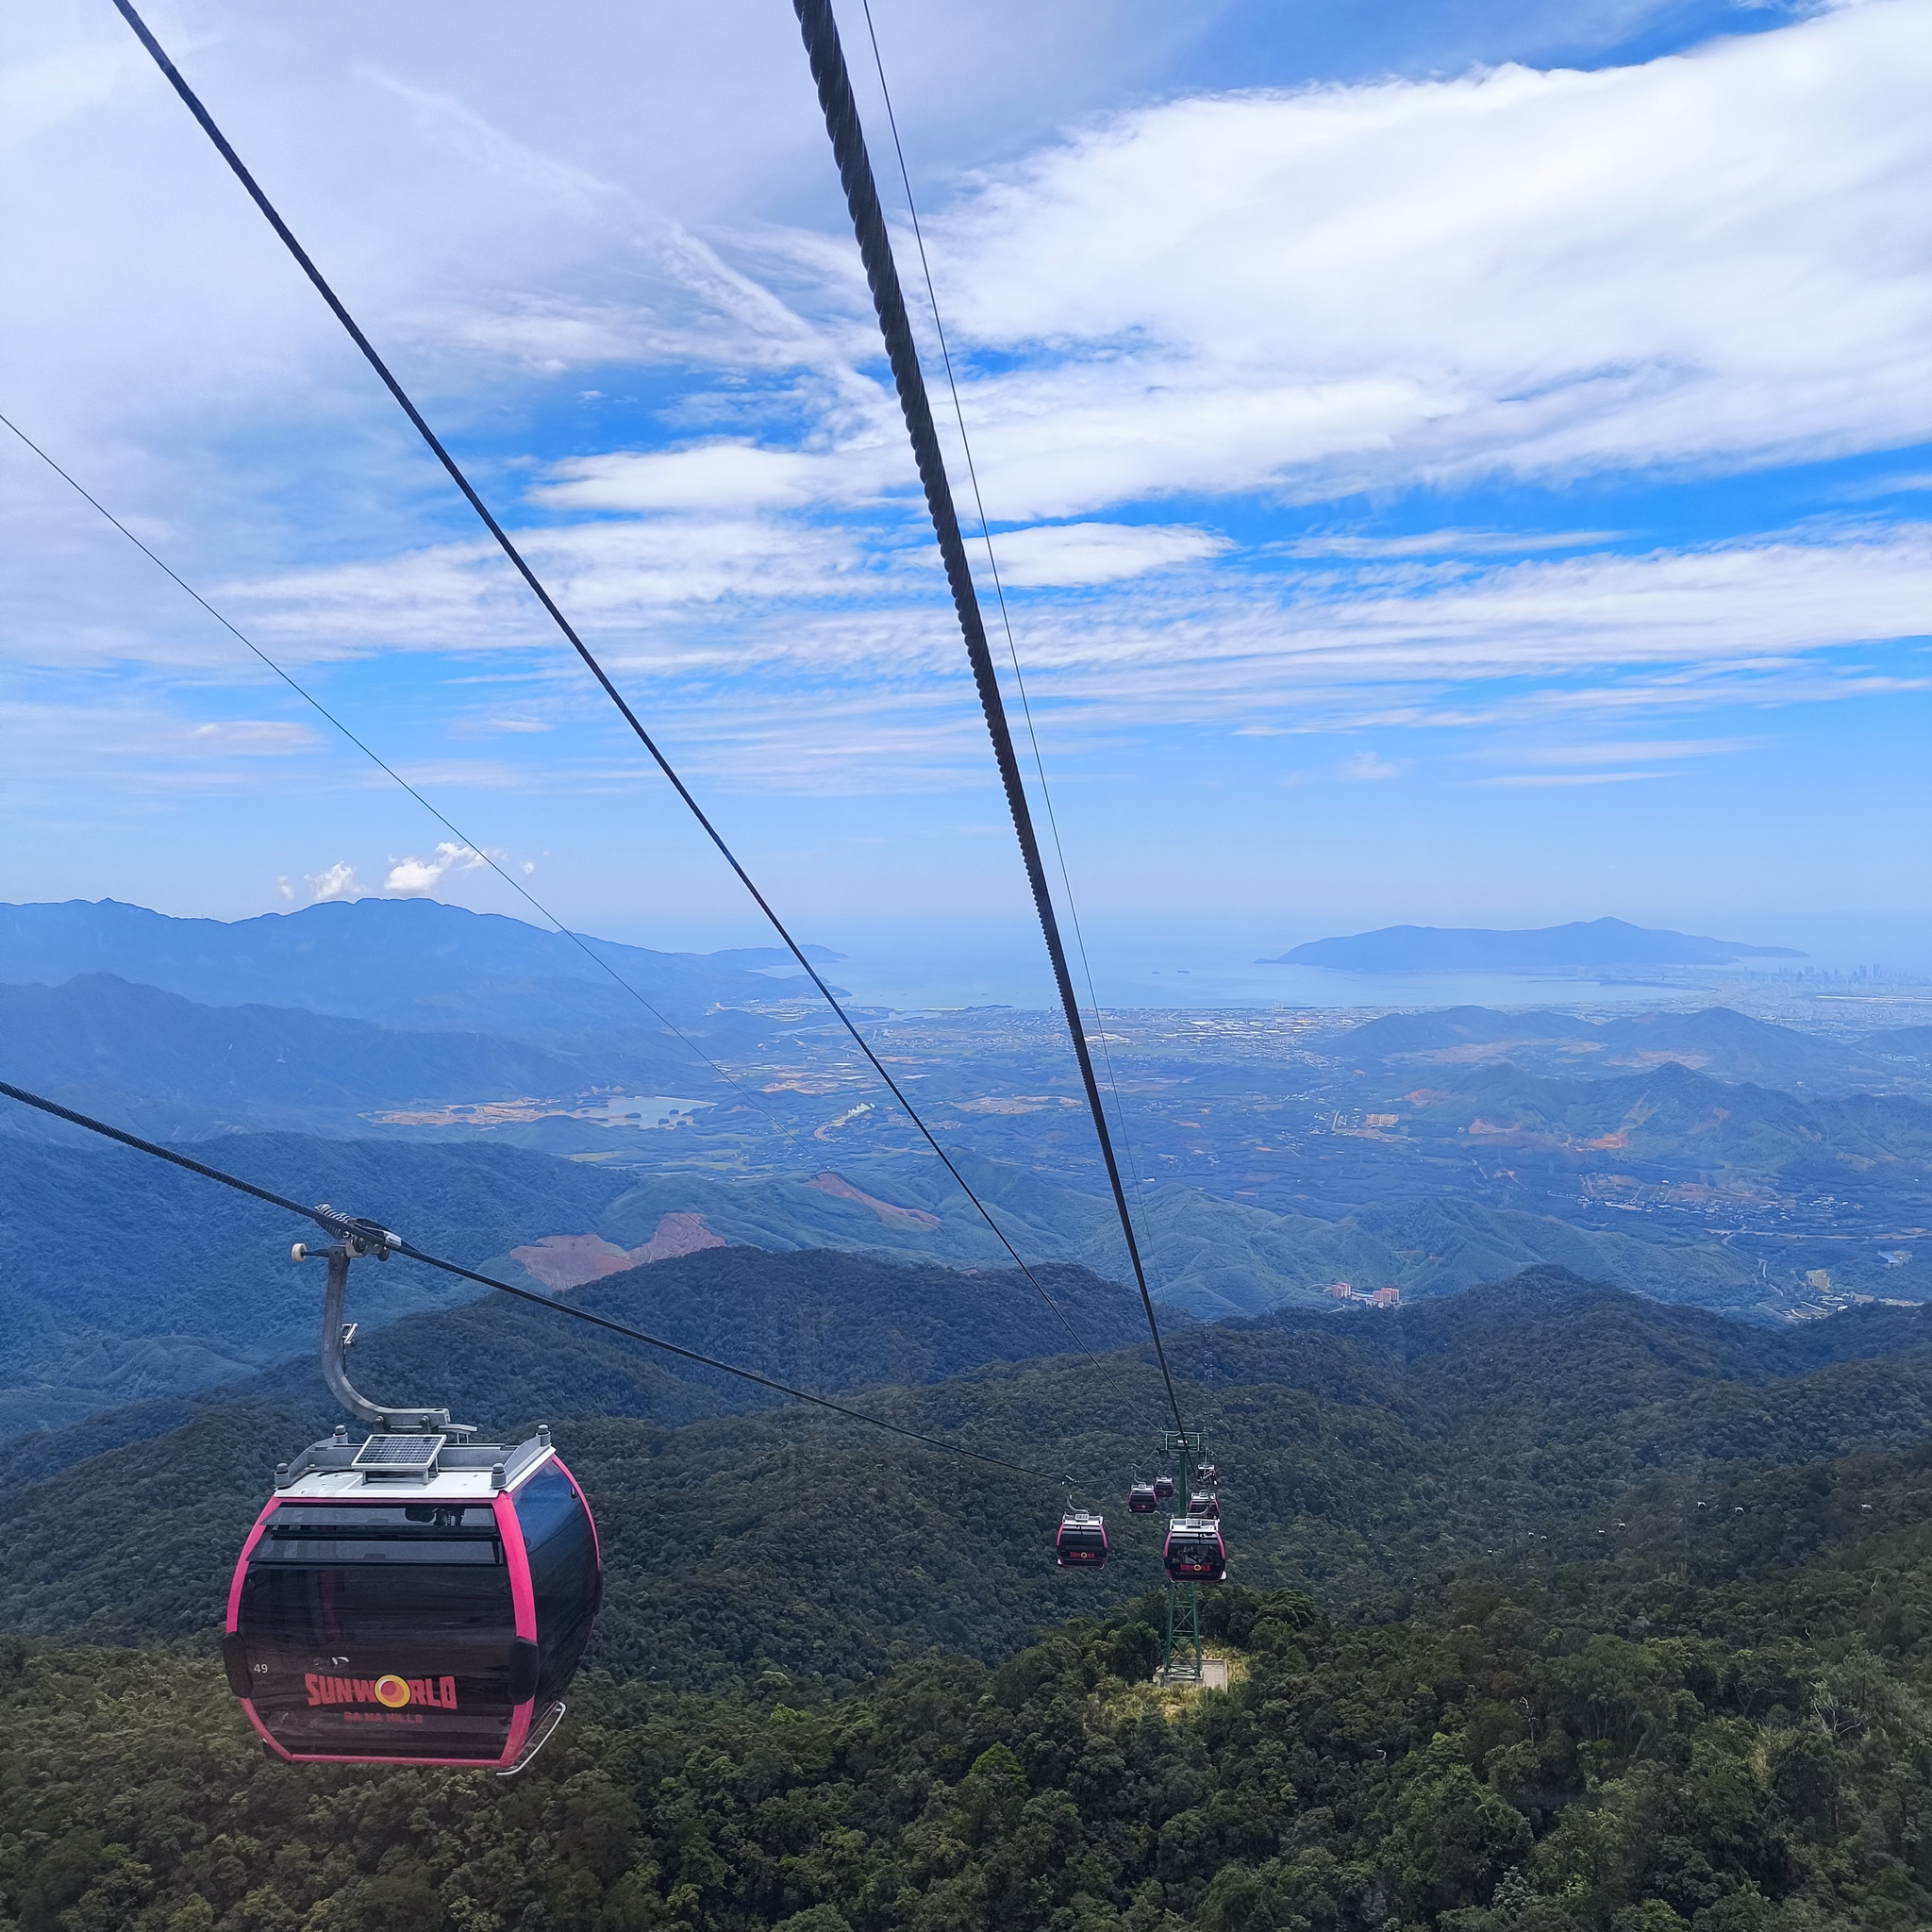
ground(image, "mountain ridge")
xmin=0 ymin=895 xmax=846 ymax=1034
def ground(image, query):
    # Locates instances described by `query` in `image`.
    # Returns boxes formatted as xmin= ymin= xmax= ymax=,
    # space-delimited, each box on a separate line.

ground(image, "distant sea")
xmin=798 ymin=933 xmax=1697 ymax=1014
xmin=613 ymin=911 xmax=1932 ymax=1017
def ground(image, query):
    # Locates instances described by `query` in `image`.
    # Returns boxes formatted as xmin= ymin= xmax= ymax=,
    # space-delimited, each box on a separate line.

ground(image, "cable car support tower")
xmin=1159 ymin=1429 xmax=1208 ymax=1685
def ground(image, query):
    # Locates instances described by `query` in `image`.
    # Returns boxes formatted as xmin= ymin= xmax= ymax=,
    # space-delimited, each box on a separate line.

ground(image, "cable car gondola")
xmin=1127 ymin=1481 xmax=1158 ymax=1514
xmin=223 ymin=1219 xmax=601 ymax=1772
xmin=1189 ymin=1490 xmax=1221 ymax=1520
xmin=1153 ymin=1474 xmax=1175 ymax=1500
xmin=1056 ymin=1509 xmax=1108 ymax=1568
xmin=1162 ymin=1516 xmax=1227 ymax=1584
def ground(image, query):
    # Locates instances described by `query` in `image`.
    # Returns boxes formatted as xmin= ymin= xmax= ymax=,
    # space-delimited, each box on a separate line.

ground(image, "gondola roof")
xmin=271 ymin=1429 xmax=555 ymax=1504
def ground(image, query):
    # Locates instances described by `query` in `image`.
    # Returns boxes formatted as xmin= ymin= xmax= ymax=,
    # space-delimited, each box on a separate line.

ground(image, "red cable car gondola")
xmin=1056 ymin=1509 xmax=1108 ymax=1568
xmin=1127 ymin=1482 xmax=1158 ymax=1514
xmin=1153 ymin=1474 xmax=1175 ymax=1500
xmin=222 ymin=1220 xmax=601 ymax=1773
xmin=1162 ymin=1516 xmax=1226 ymax=1584
xmin=225 ymin=1426 xmax=599 ymax=1771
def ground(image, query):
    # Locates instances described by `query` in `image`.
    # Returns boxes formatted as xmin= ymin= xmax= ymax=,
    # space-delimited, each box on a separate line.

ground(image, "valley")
xmin=10 ymin=899 xmax=1932 ymax=1439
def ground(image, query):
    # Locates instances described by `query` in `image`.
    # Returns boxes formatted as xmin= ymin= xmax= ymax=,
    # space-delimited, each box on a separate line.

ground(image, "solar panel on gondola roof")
xmin=351 ymin=1433 xmax=445 ymax=1472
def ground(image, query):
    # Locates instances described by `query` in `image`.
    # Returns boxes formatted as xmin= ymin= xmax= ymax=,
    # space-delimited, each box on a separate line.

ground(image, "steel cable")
xmin=792 ymin=0 xmax=1186 ymax=1433
xmin=853 ymin=0 xmax=1165 ymax=1337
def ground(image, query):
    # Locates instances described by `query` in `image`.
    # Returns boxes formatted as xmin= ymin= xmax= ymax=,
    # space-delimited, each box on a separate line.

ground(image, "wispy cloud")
xmin=185 ymin=720 xmax=321 ymax=755
xmin=1339 ymin=750 xmax=1406 ymax=781
xmin=1278 ymin=529 xmax=1624 ymax=559
xmin=13 ymin=517 xmax=1914 ymax=799
xmin=1473 ymin=771 xmax=1665 ymax=787
xmin=531 ymin=441 xmax=885 ymax=516
xmin=157 ymin=518 xmax=1932 ymax=696
xmin=1489 ymin=737 xmax=1759 ymax=765
xmin=1837 ymin=471 xmax=1932 ymax=501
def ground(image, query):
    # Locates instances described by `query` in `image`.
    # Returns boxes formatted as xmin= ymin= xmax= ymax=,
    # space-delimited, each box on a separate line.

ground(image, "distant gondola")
xmin=1162 ymin=1517 xmax=1227 ymax=1584
xmin=1056 ymin=1510 xmax=1109 ymax=1568
xmin=1189 ymin=1490 xmax=1221 ymax=1520
xmin=1153 ymin=1474 xmax=1175 ymax=1500
xmin=1127 ymin=1481 xmax=1158 ymax=1514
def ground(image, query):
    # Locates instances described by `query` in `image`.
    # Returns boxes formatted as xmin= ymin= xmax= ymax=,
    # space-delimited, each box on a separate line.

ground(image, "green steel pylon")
xmin=1159 ymin=1428 xmax=1208 ymax=1684
xmin=1163 ymin=1578 xmax=1203 ymax=1685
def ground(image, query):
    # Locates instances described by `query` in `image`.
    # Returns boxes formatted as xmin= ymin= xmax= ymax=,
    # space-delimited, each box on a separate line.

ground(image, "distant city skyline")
xmin=5 ymin=0 xmax=1929 ymax=969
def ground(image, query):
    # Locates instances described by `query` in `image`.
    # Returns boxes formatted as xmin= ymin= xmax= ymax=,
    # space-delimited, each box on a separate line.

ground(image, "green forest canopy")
xmin=8 ymin=1436 xmax=1932 ymax=1931
xmin=7 ymin=1270 xmax=1932 ymax=1930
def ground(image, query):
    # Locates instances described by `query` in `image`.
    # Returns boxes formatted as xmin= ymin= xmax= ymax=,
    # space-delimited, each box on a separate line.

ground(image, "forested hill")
xmin=10 ymin=1287 xmax=1932 ymax=1929
xmin=1 ymin=1129 xmax=1167 ymax=1434
xmin=0 ymin=1130 xmax=641 ymax=1422
xmin=8 ymin=1267 xmax=1932 ymax=1677
xmin=0 ymin=1242 xmax=1174 ymax=1491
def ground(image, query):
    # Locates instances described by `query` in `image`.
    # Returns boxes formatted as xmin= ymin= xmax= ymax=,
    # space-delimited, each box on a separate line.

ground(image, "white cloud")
xmin=307 ymin=861 xmax=363 ymax=901
xmin=924 ymin=1 xmax=1932 ymax=513
xmin=1839 ymin=470 xmax=1932 ymax=499
xmin=165 ymin=517 xmax=1932 ymax=787
xmin=9 ymin=509 xmax=1926 ymax=805
xmin=0 ymin=689 xmax=341 ymax=795
xmin=383 ymin=841 xmax=486 ymax=894
xmin=449 ymin=712 xmax=556 ymax=739
xmin=8 ymin=0 xmax=1931 ymax=828
xmin=533 ymin=442 xmax=875 ymax=515
xmin=220 ymin=511 xmax=877 ymax=658
xmin=982 ymin=522 xmax=1230 ymax=587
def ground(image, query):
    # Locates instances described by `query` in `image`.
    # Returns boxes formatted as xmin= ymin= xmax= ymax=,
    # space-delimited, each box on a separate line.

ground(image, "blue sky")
xmin=4 ymin=0 xmax=1930 ymax=992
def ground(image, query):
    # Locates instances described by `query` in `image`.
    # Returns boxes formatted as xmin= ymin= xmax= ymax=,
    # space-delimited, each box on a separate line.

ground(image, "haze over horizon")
xmin=6 ymin=0 xmax=1929 ymax=979
xmin=9 ymin=891 xmax=1919 ymax=1016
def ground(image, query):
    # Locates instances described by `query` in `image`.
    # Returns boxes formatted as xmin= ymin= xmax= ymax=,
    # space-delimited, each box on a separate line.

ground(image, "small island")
xmin=1260 ymin=916 xmax=1802 ymax=973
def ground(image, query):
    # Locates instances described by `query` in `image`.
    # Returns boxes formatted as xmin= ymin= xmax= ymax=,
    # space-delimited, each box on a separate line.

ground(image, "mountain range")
xmin=11 ymin=993 xmax=1932 ymax=1441
xmin=0 ymin=895 xmax=844 ymax=1035
xmin=6 ymin=894 xmax=1932 ymax=1455
xmin=18 ymin=1097 xmax=1911 ymax=1443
